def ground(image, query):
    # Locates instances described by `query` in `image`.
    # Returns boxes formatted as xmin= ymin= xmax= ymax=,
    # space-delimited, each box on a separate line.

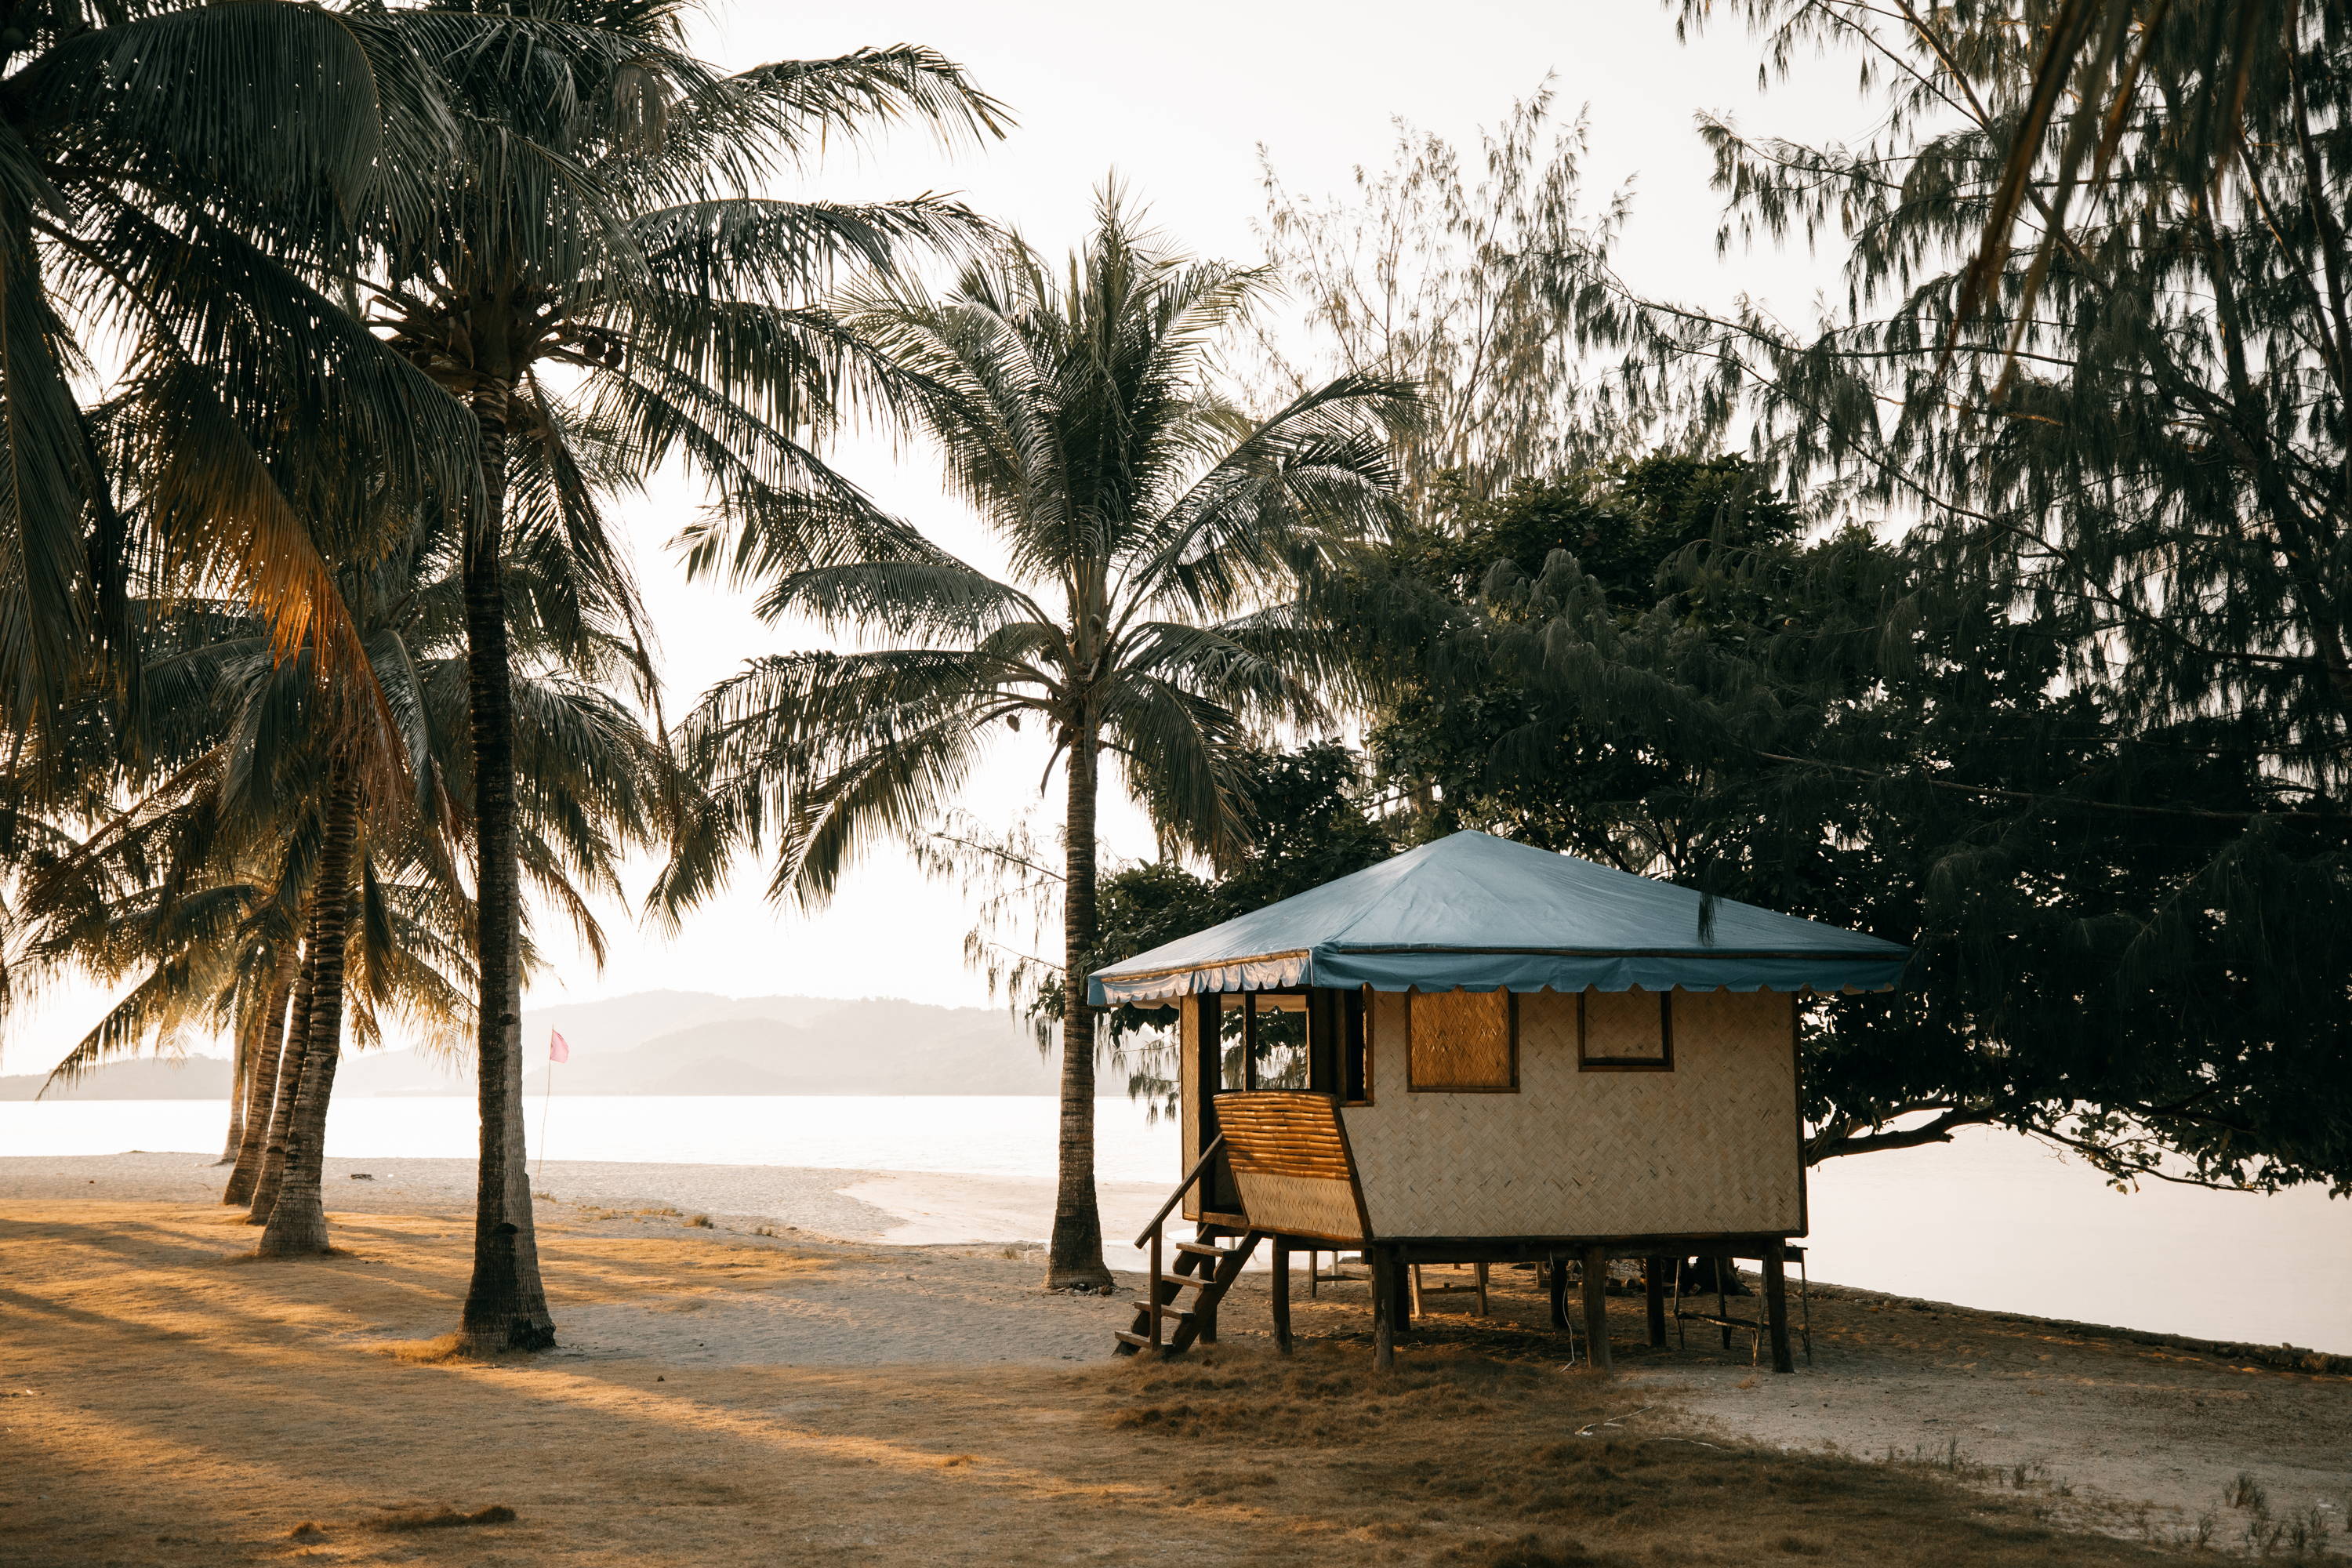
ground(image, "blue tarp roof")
xmin=1087 ymin=829 xmax=1911 ymax=1005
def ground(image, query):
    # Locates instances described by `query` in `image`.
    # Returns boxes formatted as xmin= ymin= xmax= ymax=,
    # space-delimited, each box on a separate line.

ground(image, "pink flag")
xmin=548 ymin=1029 xmax=570 ymax=1064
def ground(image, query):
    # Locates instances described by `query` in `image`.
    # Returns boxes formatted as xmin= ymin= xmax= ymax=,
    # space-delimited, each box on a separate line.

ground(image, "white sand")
xmin=0 ymin=1151 xmax=1168 ymax=1254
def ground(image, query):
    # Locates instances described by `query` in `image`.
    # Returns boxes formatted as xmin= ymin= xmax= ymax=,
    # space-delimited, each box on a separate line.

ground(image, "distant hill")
xmin=0 ymin=1056 xmax=233 ymax=1101
xmin=0 ymin=991 xmax=1058 ymax=1100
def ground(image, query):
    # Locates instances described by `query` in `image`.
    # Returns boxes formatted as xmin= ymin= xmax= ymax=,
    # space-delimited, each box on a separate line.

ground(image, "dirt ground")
xmin=4 ymin=1196 xmax=2347 ymax=1566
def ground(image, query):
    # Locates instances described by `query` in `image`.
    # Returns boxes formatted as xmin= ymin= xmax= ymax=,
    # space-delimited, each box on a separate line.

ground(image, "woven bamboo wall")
xmin=1344 ymin=987 xmax=1801 ymax=1239
xmin=1215 ymin=1091 xmax=1366 ymax=1241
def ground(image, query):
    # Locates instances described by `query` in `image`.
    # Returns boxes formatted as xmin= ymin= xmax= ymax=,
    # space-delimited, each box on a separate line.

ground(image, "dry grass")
xmin=361 ymin=1504 xmax=517 ymax=1531
xmin=1094 ymin=1345 xmax=2198 ymax=1566
xmin=373 ymin=1330 xmax=469 ymax=1364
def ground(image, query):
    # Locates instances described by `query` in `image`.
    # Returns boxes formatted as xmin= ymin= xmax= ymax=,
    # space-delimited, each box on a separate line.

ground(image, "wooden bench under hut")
xmin=1091 ymin=829 xmax=1911 ymax=1371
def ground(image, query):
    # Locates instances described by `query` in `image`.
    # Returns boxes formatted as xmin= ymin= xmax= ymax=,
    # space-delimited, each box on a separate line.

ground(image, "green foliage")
xmin=1369 ymin=448 xmax=2352 ymax=1189
xmin=664 ymin=194 xmax=1410 ymax=1283
xmin=1515 ymin=1 xmax=2352 ymax=1190
xmin=0 ymin=0 xmax=474 ymax=773
xmin=1082 ymin=742 xmax=1396 ymax=1102
xmin=1255 ymin=87 xmax=1618 ymax=512
xmin=1368 ymin=456 xmax=1798 ymax=863
xmin=661 ymin=194 xmax=1411 ymax=918
xmin=5 ymin=507 xmax=667 ymax=1086
xmin=1245 ymin=3 xmax=2350 ymax=1192
xmin=1393 ymin=456 xmax=1799 ymax=605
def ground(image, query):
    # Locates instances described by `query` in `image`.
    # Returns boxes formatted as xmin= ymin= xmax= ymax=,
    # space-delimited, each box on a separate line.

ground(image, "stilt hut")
xmin=1092 ymin=830 xmax=1911 ymax=1370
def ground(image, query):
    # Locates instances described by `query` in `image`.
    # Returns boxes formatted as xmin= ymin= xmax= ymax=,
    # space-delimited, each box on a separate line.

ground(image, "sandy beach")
xmin=3 ymin=1155 xmax=2347 ymax=1566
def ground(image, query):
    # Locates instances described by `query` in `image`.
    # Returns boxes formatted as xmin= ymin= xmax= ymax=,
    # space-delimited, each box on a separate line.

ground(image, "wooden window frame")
xmin=1214 ymin=990 xmax=1319 ymax=1093
xmin=1342 ymin=987 xmax=1374 ymax=1105
xmin=1577 ymin=989 xmax=1676 ymax=1072
xmin=1403 ymin=988 xmax=1520 ymax=1094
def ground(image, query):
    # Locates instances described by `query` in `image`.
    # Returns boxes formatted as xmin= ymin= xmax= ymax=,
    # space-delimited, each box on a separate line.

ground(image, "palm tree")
xmin=357 ymin=1 xmax=1005 ymax=1350
xmin=0 ymin=0 xmax=470 ymax=758
xmin=21 ymin=506 xmax=665 ymax=1254
xmin=662 ymin=197 xmax=1411 ymax=1290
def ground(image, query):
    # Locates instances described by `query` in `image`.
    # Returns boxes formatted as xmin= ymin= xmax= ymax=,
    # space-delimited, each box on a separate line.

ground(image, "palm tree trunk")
xmin=260 ymin=769 xmax=360 ymax=1258
xmin=221 ymin=949 xmax=298 ymax=1206
xmin=247 ymin=920 xmax=321 ymax=1224
xmin=1047 ymin=723 xmax=1112 ymax=1291
xmin=458 ymin=392 xmax=557 ymax=1350
xmin=217 ymin=1025 xmax=249 ymax=1165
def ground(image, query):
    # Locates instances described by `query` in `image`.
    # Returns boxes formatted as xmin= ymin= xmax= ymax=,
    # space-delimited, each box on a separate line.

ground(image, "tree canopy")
xmin=1250 ymin=5 xmax=2352 ymax=1192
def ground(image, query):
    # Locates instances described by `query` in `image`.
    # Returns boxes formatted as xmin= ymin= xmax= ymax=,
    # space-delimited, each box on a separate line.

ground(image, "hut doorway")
xmin=1194 ymin=989 xmax=1370 ymax=1213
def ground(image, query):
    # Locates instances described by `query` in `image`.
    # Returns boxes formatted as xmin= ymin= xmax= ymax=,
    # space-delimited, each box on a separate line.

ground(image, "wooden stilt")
xmin=1798 ymin=1250 xmax=1813 ymax=1366
xmin=1371 ymin=1248 xmax=1396 ymax=1371
xmin=1271 ymin=1236 xmax=1293 ymax=1355
xmin=1407 ymin=1263 xmax=1423 ymax=1319
xmin=1644 ymin=1255 xmax=1668 ymax=1348
xmin=1762 ymin=1244 xmax=1794 ymax=1374
xmin=1547 ymin=1253 xmax=1570 ymax=1330
xmin=1581 ymin=1244 xmax=1613 ymax=1371
xmin=1474 ymin=1261 xmax=1489 ymax=1317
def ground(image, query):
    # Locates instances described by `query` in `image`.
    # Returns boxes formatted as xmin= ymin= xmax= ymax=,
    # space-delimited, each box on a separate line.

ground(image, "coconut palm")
xmin=0 ymin=0 xmax=471 ymax=760
xmin=350 ymin=0 xmax=1005 ymax=1349
xmin=21 ymin=503 xmax=666 ymax=1254
xmin=661 ymin=197 xmax=1412 ymax=1290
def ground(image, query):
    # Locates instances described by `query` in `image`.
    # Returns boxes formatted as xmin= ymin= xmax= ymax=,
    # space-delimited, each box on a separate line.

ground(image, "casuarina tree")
xmin=1414 ymin=2 xmax=2352 ymax=1190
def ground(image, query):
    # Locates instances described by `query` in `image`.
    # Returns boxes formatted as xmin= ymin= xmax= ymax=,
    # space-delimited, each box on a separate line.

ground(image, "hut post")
xmin=1762 ymin=1245 xmax=1794 ymax=1374
xmin=1547 ymin=1254 xmax=1569 ymax=1330
xmin=1644 ymin=1256 xmax=1669 ymax=1348
xmin=1270 ymin=1236 xmax=1294 ymax=1354
xmin=1371 ymin=1248 xmax=1398 ymax=1371
xmin=1581 ymin=1244 xmax=1613 ymax=1371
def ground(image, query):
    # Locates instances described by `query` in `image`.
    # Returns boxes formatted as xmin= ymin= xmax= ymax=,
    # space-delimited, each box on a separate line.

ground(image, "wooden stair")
xmin=1116 ymin=1134 xmax=1265 ymax=1358
xmin=1114 ymin=1221 xmax=1260 ymax=1356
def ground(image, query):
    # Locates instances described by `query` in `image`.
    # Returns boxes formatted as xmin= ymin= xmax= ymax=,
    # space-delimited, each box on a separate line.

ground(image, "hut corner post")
xmin=1270 ymin=1236 xmax=1294 ymax=1354
xmin=1580 ymin=1244 xmax=1613 ymax=1371
xmin=1644 ymin=1255 xmax=1669 ymax=1348
xmin=1762 ymin=1245 xmax=1794 ymax=1374
xmin=1371 ymin=1247 xmax=1398 ymax=1371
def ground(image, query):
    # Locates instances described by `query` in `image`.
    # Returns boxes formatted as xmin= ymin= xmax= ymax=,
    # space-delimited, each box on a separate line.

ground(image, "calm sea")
xmin=3 ymin=1094 xmax=2344 ymax=1355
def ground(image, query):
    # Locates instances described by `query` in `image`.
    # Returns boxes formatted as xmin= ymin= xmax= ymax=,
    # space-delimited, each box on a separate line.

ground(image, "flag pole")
xmin=535 ymin=1058 xmax=554 ymax=1189
xmin=535 ymin=1029 xmax=568 ymax=1189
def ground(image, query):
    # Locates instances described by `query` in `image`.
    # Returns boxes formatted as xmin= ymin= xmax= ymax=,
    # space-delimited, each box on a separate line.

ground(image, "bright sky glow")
xmin=13 ymin=2 xmax=1877 ymax=1070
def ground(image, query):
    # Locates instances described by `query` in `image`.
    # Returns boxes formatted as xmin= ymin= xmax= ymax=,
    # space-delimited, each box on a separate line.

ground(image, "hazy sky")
xmin=17 ymin=2 xmax=1880 ymax=1071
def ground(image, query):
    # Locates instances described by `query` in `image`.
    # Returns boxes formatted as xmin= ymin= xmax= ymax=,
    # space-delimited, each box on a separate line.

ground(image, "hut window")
xmin=1406 ymin=989 xmax=1517 ymax=1092
xmin=1215 ymin=993 xmax=1312 ymax=1091
xmin=1580 ymin=989 xmax=1674 ymax=1070
xmin=1252 ymin=994 xmax=1311 ymax=1090
xmin=1217 ymin=996 xmax=1250 ymax=1090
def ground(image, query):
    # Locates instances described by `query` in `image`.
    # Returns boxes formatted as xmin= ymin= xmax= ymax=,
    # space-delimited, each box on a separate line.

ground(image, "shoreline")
xmin=5 ymin=1149 xmax=2344 ymax=1372
xmin=0 ymin=1149 xmax=1175 ymax=1261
